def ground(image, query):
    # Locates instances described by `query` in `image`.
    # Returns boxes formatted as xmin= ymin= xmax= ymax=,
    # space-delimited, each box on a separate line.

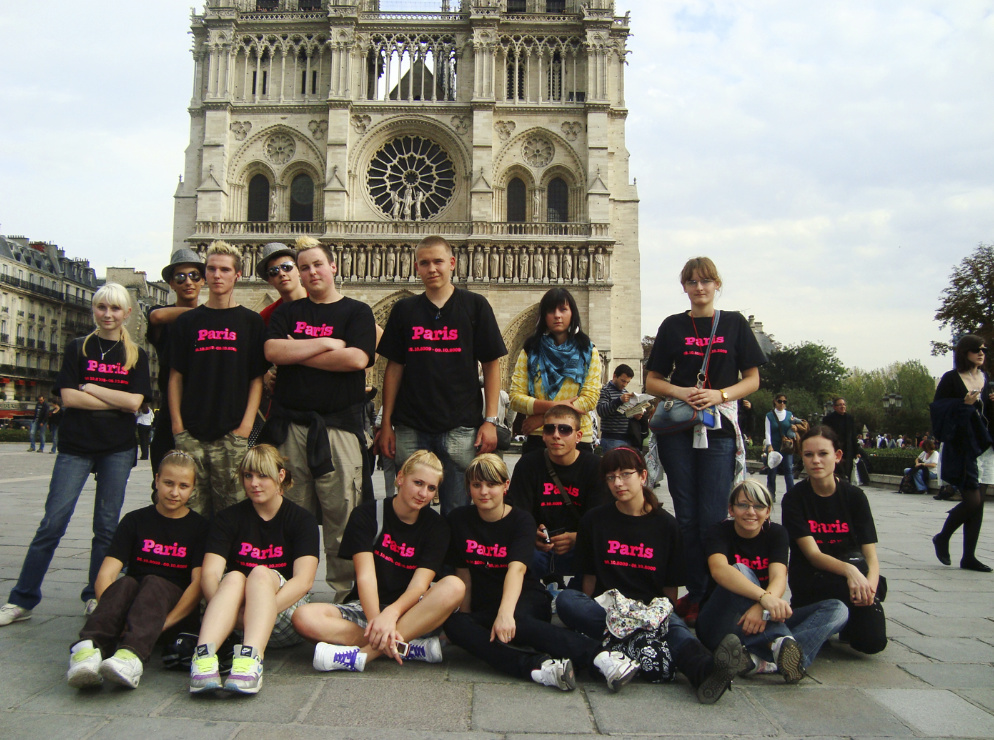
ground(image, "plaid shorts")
xmin=335 ymin=600 xmax=369 ymax=629
xmin=268 ymin=570 xmax=311 ymax=649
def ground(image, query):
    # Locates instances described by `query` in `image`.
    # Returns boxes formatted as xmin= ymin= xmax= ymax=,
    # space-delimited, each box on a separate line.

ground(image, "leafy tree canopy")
xmin=838 ymin=360 xmax=936 ymax=437
xmin=932 ymin=241 xmax=994 ymax=356
xmin=761 ymin=341 xmax=847 ymax=403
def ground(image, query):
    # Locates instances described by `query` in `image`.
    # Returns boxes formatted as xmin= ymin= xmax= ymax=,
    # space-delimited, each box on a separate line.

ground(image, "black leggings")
xmin=937 ymin=487 xmax=985 ymax=562
xmin=444 ymin=589 xmax=601 ymax=679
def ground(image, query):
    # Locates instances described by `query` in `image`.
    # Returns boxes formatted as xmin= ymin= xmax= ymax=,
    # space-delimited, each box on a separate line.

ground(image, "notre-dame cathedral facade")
xmin=172 ymin=0 xmax=641 ymax=388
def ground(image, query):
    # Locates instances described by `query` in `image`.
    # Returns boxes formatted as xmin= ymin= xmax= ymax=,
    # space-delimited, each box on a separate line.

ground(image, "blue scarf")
xmin=528 ymin=333 xmax=592 ymax=400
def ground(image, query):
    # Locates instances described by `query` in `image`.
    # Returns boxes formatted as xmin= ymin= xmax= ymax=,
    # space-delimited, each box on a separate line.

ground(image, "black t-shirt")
xmin=106 ymin=505 xmax=209 ymax=588
xmin=266 ymin=296 xmax=376 ymax=414
xmin=507 ymin=450 xmax=608 ymax=534
xmin=338 ymin=498 xmax=450 ymax=607
xmin=574 ymin=503 xmax=685 ymax=604
xmin=169 ymin=305 xmax=268 ymax=442
xmin=447 ymin=505 xmax=546 ymax=613
xmin=205 ymin=498 xmax=320 ymax=580
xmin=703 ymin=519 xmax=789 ymax=591
xmin=781 ymin=479 xmax=878 ymax=591
xmin=646 ymin=311 xmax=767 ymax=435
xmin=53 ymin=337 xmax=152 ymax=456
xmin=147 ymin=304 xmax=177 ymax=399
xmin=33 ymin=401 xmax=49 ymax=422
xmin=377 ymin=288 xmax=507 ymax=433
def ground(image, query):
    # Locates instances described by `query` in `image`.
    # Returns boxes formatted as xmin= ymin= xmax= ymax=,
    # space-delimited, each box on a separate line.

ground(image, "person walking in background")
xmin=598 ymin=364 xmax=640 ymax=454
xmin=0 ymin=284 xmax=151 ymax=626
xmin=764 ymin=395 xmax=797 ymax=495
xmin=510 ymin=288 xmax=601 ymax=455
xmin=27 ymin=395 xmax=50 ymax=452
xmin=644 ymin=257 xmax=766 ymax=626
xmin=136 ymin=403 xmax=154 ymax=460
xmin=47 ymin=400 xmax=62 ymax=454
xmin=822 ymin=397 xmax=860 ymax=481
xmin=930 ymin=334 xmax=993 ymax=572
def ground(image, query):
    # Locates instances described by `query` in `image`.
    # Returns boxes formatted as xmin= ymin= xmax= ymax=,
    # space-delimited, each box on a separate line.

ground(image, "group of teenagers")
xmin=5 ymin=241 xmax=983 ymax=704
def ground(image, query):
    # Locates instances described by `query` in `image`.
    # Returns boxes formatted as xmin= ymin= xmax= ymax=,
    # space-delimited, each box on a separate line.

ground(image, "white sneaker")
xmin=224 ymin=644 xmax=263 ymax=694
xmin=594 ymin=650 xmax=640 ymax=692
xmin=67 ymin=640 xmax=103 ymax=688
xmin=771 ymin=636 xmax=804 ymax=684
xmin=403 ymin=636 xmax=442 ymax=664
xmin=531 ymin=657 xmax=576 ymax=691
xmin=99 ymin=648 xmax=143 ymax=689
xmin=83 ymin=599 xmax=98 ymax=617
xmin=0 ymin=603 xmax=32 ymax=626
xmin=313 ymin=642 xmax=366 ymax=672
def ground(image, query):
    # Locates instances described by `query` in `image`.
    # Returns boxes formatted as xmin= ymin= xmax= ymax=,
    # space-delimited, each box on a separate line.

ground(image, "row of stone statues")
xmin=234 ymin=243 xmax=610 ymax=284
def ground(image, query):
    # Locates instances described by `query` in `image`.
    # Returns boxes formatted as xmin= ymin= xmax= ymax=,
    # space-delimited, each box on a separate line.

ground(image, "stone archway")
xmin=368 ymin=289 xmax=416 ymax=404
xmin=501 ymin=302 xmax=541 ymax=391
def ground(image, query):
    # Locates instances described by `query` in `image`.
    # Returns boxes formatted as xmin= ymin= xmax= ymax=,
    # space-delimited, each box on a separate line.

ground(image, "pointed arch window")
xmin=289 ymin=174 xmax=314 ymax=222
xmin=506 ymin=54 xmax=525 ymax=100
xmin=547 ymin=177 xmax=568 ymax=222
xmin=248 ymin=174 xmax=271 ymax=222
xmin=548 ymin=52 xmax=563 ymax=101
xmin=507 ymin=178 xmax=526 ymax=223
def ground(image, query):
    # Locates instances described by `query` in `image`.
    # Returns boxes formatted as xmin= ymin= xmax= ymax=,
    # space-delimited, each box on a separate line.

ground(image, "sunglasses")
xmin=971 ymin=347 xmax=987 ymax=353
xmin=171 ymin=271 xmax=202 ymax=284
xmin=267 ymin=262 xmax=296 ymax=278
xmin=775 ymin=399 xmax=787 ymax=404
xmin=542 ymin=423 xmax=575 ymax=436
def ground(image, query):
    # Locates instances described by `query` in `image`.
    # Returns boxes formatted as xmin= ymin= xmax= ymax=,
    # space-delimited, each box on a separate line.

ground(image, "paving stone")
xmin=899 ymin=663 xmax=994 ymax=688
xmin=0 ymin=661 xmax=64 ymax=710
xmin=233 ymin=724 xmax=499 ymax=739
xmin=867 ymin=688 xmax=994 ymax=738
xmin=957 ymin=688 xmax=994 ymax=714
xmin=585 ymin=681 xmax=771 ymax=735
xmin=90 ymin=716 xmax=240 ymax=739
xmin=303 ymin=677 xmax=471 ymax=731
xmin=894 ymin=637 xmax=994 ymax=663
xmin=471 ymin=682 xmax=595 ymax=734
xmin=757 ymin=687 xmax=910 ymax=737
xmin=0 ymin=711 xmax=106 ymax=739
xmin=892 ymin=614 xmax=994 ymax=638
xmin=157 ymin=675 xmax=318 ymax=724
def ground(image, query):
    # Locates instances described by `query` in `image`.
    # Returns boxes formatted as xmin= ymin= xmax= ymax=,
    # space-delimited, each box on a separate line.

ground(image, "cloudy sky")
xmin=1 ymin=1 xmax=991 ymax=377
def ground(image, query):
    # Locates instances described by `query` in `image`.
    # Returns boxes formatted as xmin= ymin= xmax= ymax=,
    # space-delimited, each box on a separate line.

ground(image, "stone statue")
xmin=473 ymin=250 xmax=485 ymax=280
xmin=490 ymin=250 xmax=499 ymax=281
xmin=341 ymin=248 xmax=353 ymax=280
xmin=594 ymin=249 xmax=605 ymax=281
xmin=357 ymin=249 xmax=367 ymax=279
xmin=532 ymin=190 xmax=541 ymax=221
xmin=386 ymin=249 xmax=396 ymax=280
xmin=533 ymin=252 xmax=543 ymax=281
xmin=270 ymin=190 xmax=278 ymax=220
xmin=402 ymin=185 xmax=414 ymax=221
xmin=519 ymin=251 xmax=530 ymax=281
xmin=577 ymin=252 xmax=588 ymax=281
xmin=400 ymin=248 xmax=412 ymax=280
xmin=414 ymin=190 xmax=426 ymax=221
xmin=503 ymin=251 xmax=514 ymax=280
xmin=371 ymin=250 xmax=382 ymax=278
xmin=563 ymin=251 xmax=573 ymax=281
xmin=457 ymin=250 xmax=468 ymax=280
xmin=549 ymin=250 xmax=559 ymax=281
xmin=390 ymin=190 xmax=403 ymax=220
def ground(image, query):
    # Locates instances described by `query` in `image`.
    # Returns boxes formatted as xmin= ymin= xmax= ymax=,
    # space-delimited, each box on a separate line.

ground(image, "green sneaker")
xmin=100 ymin=648 xmax=143 ymax=688
xmin=67 ymin=640 xmax=103 ymax=688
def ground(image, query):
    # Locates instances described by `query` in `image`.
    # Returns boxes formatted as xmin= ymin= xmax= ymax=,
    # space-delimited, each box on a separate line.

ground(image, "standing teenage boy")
xmin=263 ymin=240 xmax=376 ymax=602
xmin=376 ymin=236 xmax=507 ymax=515
xmin=147 ymin=249 xmax=205 ymax=476
xmin=257 ymin=241 xmax=307 ymax=326
xmin=169 ymin=241 xmax=268 ymax=517
xmin=509 ymin=405 xmax=609 ymax=588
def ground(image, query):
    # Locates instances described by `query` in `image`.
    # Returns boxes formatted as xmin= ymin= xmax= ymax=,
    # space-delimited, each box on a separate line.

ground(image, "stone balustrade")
xmin=192 ymin=220 xmax=607 ymax=239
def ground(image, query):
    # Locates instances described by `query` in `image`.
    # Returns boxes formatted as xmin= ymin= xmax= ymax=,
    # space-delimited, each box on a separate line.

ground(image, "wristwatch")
xmin=719 ymin=389 xmax=729 ymax=401
xmin=484 ymin=416 xmax=499 ymax=425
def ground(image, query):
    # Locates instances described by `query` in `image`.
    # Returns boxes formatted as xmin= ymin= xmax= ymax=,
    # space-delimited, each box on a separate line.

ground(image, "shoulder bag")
xmin=649 ymin=311 xmax=722 ymax=435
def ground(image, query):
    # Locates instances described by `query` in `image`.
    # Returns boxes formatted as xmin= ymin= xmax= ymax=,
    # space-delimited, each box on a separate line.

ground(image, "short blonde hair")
xmin=84 ymin=283 xmax=140 ymax=370
xmin=398 ymin=449 xmax=444 ymax=481
xmin=206 ymin=240 xmax=242 ymax=273
xmin=238 ymin=444 xmax=292 ymax=491
xmin=464 ymin=453 xmax=510 ymax=487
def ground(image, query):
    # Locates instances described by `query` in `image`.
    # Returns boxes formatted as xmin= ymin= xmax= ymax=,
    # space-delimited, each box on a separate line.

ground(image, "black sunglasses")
xmin=776 ymin=398 xmax=787 ymax=404
xmin=543 ymin=423 xmax=575 ymax=436
xmin=171 ymin=270 xmax=202 ymax=284
xmin=267 ymin=262 xmax=296 ymax=278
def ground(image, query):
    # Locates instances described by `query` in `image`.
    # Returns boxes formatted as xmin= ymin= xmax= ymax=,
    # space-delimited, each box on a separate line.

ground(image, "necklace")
xmin=95 ymin=336 xmax=120 ymax=361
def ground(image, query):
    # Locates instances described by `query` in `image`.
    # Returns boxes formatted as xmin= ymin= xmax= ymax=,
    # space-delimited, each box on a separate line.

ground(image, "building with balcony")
xmin=174 ymin=0 xmax=640 ymax=388
xmin=0 ymin=236 xmax=98 ymax=413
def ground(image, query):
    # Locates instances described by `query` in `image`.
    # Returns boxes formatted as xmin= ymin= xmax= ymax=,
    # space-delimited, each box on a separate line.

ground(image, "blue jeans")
xmin=532 ymin=548 xmax=577 ymax=585
xmin=49 ymin=425 xmax=59 ymax=453
xmin=695 ymin=564 xmax=849 ymax=669
xmin=555 ymin=589 xmax=697 ymax=661
xmin=655 ymin=432 xmax=736 ymax=602
xmin=394 ymin=424 xmax=477 ymax=516
xmin=8 ymin=449 xmax=134 ymax=609
xmin=904 ymin=466 xmax=936 ymax=492
xmin=599 ymin=437 xmax=629 ymax=454
xmin=766 ymin=454 xmax=794 ymax=495
xmin=29 ymin=419 xmax=48 ymax=451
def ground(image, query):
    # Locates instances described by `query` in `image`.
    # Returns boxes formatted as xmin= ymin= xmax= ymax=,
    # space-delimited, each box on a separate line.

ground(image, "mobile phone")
xmin=540 ymin=526 xmax=552 ymax=544
xmin=762 ymin=610 xmax=770 ymax=621
xmin=394 ymin=640 xmax=410 ymax=658
xmin=547 ymin=527 xmax=567 ymax=537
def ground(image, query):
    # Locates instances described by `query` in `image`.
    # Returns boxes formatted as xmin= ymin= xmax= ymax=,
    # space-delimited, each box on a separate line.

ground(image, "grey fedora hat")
xmin=161 ymin=248 xmax=206 ymax=282
xmin=256 ymin=242 xmax=296 ymax=279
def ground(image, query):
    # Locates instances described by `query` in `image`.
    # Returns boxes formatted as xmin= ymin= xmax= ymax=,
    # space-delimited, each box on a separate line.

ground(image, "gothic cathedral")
xmin=172 ymin=0 xmax=641 ymax=387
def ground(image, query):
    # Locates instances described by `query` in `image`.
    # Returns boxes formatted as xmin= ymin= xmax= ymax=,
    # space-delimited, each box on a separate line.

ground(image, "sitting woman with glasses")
xmin=764 ymin=395 xmax=798 ymax=495
xmin=695 ymin=480 xmax=847 ymax=682
xmin=555 ymin=447 xmax=751 ymax=704
xmin=510 ymin=287 xmax=601 ymax=454
xmin=931 ymin=334 xmax=993 ymax=572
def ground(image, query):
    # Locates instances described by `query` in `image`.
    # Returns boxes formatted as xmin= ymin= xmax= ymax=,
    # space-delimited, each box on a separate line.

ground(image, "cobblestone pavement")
xmin=0 ymin=443 xmax=992 ymax=738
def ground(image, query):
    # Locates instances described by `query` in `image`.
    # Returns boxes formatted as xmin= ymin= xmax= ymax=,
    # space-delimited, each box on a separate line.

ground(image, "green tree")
xmin=837 ymin=361 xmax=935 ymax=437
xmin=932 ymin=241 xmax=994 ymax=356
xmin=762 ymin=341 xmax=847 ymax=403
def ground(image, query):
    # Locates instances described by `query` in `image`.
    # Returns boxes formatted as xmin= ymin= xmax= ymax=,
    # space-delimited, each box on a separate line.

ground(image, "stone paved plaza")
xmin=0 ymin=443 xmax=992 ymax=739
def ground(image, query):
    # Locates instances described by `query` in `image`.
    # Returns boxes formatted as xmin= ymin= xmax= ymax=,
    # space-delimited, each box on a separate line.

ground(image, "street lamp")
xmin=881 ymin=393 xmax=903 ymax=413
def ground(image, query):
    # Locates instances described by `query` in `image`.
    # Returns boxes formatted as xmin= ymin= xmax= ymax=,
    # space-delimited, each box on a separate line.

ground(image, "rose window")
xmin=265 ymin=133 xmax=296 ymax=165
xmin=367 ymin=135 xmax=455 ymax=221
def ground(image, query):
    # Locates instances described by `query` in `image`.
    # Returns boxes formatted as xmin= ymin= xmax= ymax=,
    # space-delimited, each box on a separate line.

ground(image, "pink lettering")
xmin=464 ymin=539 xmax=508 ymax=558
xmin=196 ymin=328 xmax=237 ymax=342
xmin=293 ymin=321 xmax=335 ymax=337
xmin=381 ymin=533 xmax=415 ymax=559
xmin=410 ymin=325 xmax=459 ymax=342
xmin=807 ymin=519 xmax=850 ymax=535
xmin=238 ymin=542 xmax=283 ymax=559
xmin=85 ymin=360 xmax=128 ymax=375
xmin=606 ymin=539 xmax=654 ymax=559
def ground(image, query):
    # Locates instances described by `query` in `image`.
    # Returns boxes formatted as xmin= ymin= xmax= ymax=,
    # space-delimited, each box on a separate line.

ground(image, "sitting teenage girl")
xmin=556 ymin=447 xmax=751 ymax=704
xmin=292 ymin=450 xmax=465 ymax=672
xmin=695 ymin=479 xmax=848 ymax=682
xmin=67 ymin=450 xmax=208 ymax=689
xmin=782 ymin=426 xmax=887 ymax=655
xmin=444 ymin=454 xmax=639 ymax=692
xmin=190 ymin=445 xmax=320 ymax=694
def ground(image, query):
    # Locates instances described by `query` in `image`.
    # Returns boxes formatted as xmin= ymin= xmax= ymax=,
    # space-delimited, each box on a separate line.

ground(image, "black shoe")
xmin=696 ymin=634 xmax=750 ymax=704
xmin=960 ymin=558 xmax=993 ymax=573
xmin=932 ymin=534 xmax=951 ymax=566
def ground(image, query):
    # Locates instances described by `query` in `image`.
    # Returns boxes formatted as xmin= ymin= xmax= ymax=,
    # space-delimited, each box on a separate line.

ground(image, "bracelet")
xmin=758 ymin=591 xmax=771 ymax=602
